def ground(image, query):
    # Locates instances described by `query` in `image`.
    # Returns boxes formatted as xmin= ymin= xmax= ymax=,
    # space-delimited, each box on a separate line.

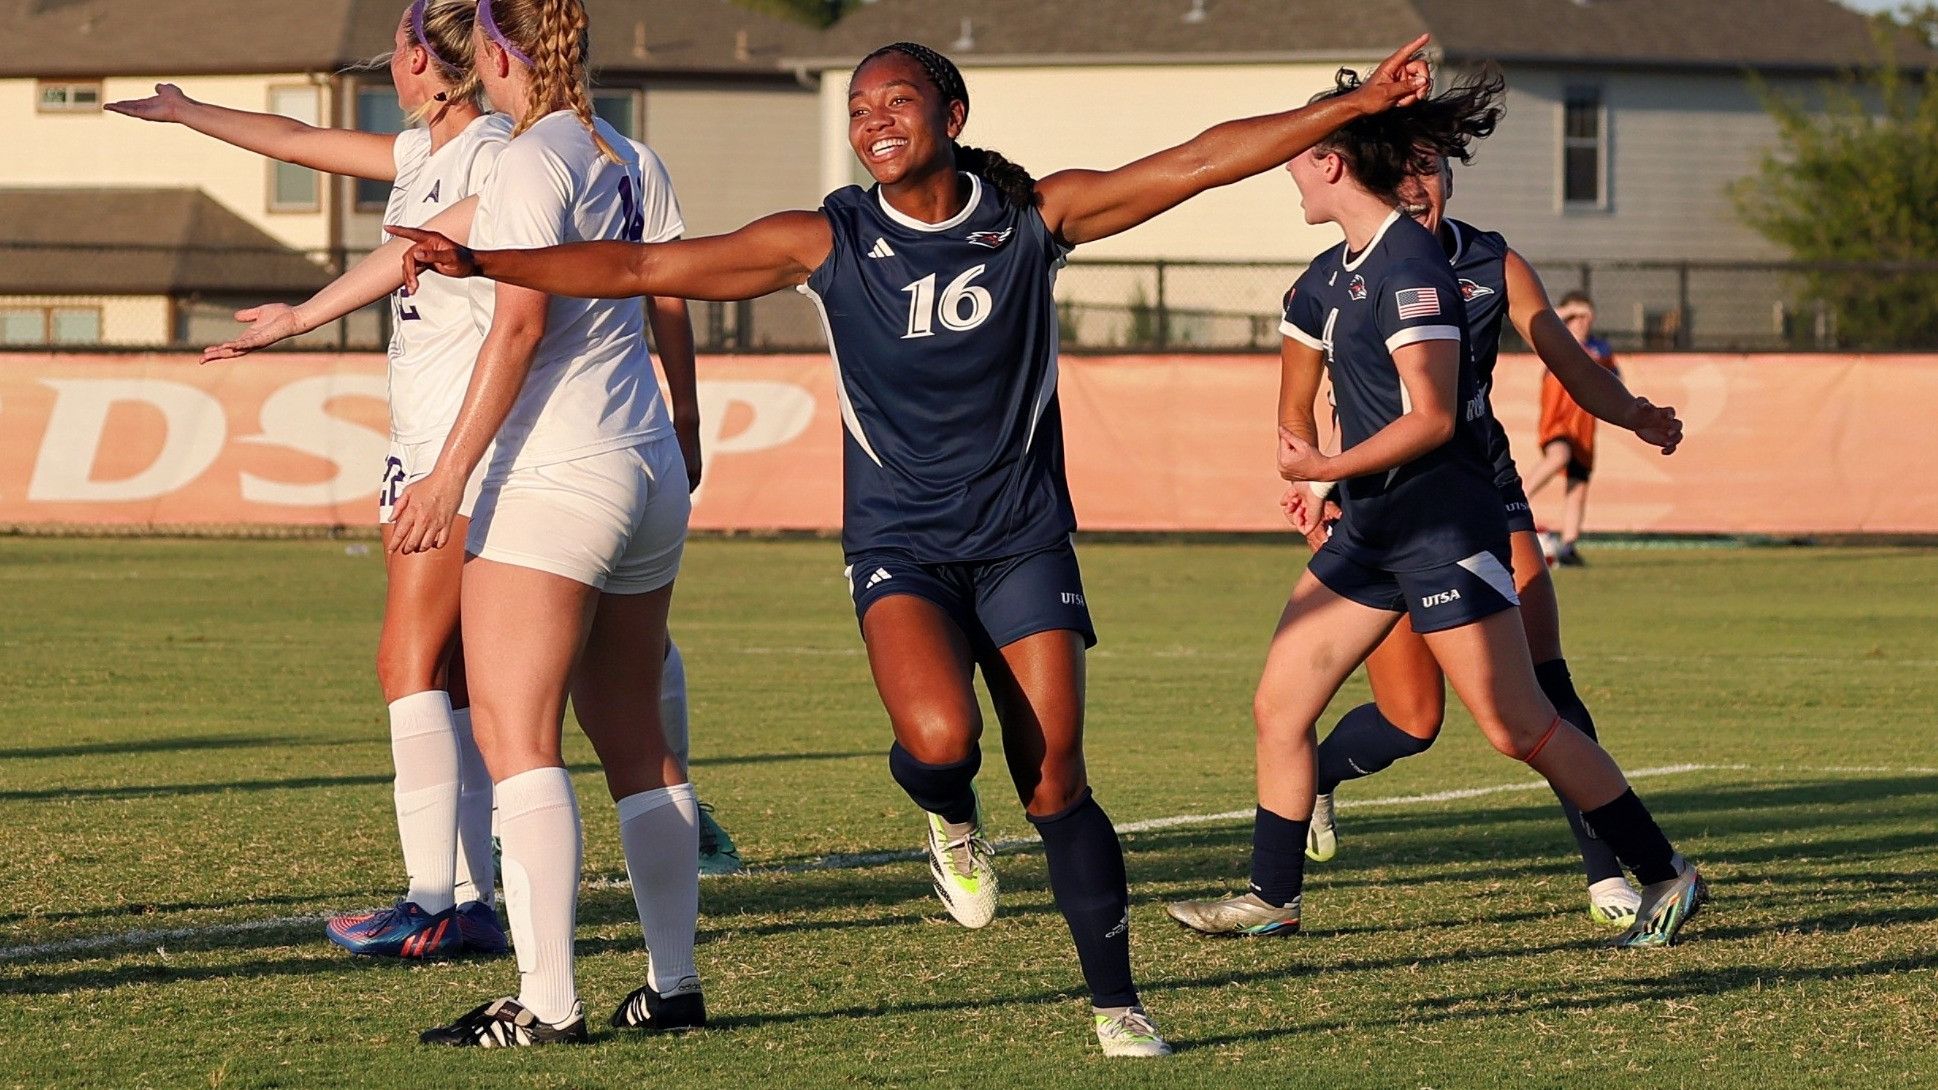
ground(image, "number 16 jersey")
xmin=801 ymin=173 xmax=1075 ymax=563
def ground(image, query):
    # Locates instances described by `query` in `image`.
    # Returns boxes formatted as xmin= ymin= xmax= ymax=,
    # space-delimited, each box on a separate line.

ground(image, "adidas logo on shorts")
xmin=865 ymin=567 xmax=893 ymax=589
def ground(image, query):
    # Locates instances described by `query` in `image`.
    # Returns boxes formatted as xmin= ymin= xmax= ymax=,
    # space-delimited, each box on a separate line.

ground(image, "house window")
xmin=268 ymin=85 xmax=322 ymax=212
xmin=0 ymin=305 xmax=103 ymax=345
xmin=37 ymin=81 xmax=102 ymax=112
xmin=1562 ymin=87 xmax=1607 ymax=208
xmin=356 ymin=85 xmax=409 ymax=211
xmin=593 ymin=89 xmax=639 ymax=139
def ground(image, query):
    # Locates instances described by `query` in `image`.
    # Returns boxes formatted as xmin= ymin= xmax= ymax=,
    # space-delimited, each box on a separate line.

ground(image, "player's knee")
xmin=1022 ymin=768 xmax=1088 ymax=818
xmin=1488 ymin=716 xmax=1562 ymax=762
xmin=374 ymin=641 xmax=440 ymax=702
xmin=1380 ymin=695 xmax=1445 ymax=740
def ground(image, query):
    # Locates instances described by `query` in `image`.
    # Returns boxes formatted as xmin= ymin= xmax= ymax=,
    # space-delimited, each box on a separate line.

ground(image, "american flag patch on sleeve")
xmin=1395 ymin=287 xmax=1441 ymax=319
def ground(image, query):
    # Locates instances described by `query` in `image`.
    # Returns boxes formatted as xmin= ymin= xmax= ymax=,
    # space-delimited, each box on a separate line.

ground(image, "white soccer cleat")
xmin=1587 ymin=876 xmax=1642 ymax=928
xmin=1305 ymin=793 xmax=1338 ymax=862
xmin=1165 ymin=892 xmax=1301 ymax=937
xmin=923 ymin=794 xmax=998 ymax=929
xmin=1093 ymin=1004 xmax=1173 ymax=1058
xmin=1615 ymin=862 xmax=1708 ymax=949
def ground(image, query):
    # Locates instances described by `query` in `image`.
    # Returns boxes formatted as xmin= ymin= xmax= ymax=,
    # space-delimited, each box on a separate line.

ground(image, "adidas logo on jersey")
xmin=865 ymin=567 xmax=894 ymax=589
xmin=867 ymin=238 xmax=896 ymax=259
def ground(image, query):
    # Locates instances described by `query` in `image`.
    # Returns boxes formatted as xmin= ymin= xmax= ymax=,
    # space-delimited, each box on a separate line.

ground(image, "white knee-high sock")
xmin=661 ymin=641 xmax=690 ymax=775
xmin=450 ymin=707 xmax=496 ymax=907
xmin=389 ymin=690 xmax=461 ymax=914
xmin=616 ymin=783 xmax=700 ymax=992
xmin=497 ymin=766 xmax=581 ymax=1024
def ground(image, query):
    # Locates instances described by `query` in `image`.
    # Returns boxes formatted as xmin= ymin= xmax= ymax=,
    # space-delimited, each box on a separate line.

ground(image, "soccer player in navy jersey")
xmin=1165 ymin=70 xmax=1707 ymax=949
xmin=392 ymin=36 xmax=1432 ymax=1056
xmin=1293 ymin=154 xmax=1685 ymax=927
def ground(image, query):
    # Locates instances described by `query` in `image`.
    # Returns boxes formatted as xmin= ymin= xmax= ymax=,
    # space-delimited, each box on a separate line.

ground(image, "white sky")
xmin=1839 ymin=0 xmax=1904 ymax=12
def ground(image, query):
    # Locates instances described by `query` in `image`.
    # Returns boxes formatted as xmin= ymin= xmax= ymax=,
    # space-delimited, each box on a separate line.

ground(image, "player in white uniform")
xmin=376 ymin=0 xmax=701 ymax=1048
xmin=109 ymin=0 xmax=513 ymax=959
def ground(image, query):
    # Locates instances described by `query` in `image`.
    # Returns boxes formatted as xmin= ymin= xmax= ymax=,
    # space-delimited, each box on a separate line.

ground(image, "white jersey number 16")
xmin=901 ymin=265 xmax=992 ymax=339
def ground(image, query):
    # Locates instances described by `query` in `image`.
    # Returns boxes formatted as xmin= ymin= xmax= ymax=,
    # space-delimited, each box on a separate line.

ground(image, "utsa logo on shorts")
xmin=1421 ymin=588 xmax=1463 ymax=608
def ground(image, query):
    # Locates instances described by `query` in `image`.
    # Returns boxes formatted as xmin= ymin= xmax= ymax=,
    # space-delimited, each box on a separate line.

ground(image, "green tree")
xmin=1733 ymin=20 xmax=1938 ymax=349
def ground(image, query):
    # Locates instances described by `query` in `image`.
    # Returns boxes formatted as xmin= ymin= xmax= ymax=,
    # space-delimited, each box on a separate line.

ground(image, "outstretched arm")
xmin=203 ymin=197 xmax=478 ymax=361
xmin=1036 ymin=35 xmax=1430 ymax=246
xmin=392 ymin=211 xmax=834 ymax=303
xmin=1505 ymin=250 xmax=1682 ymax=454
xmin=107 ymin=83 xmax=398 ymax=182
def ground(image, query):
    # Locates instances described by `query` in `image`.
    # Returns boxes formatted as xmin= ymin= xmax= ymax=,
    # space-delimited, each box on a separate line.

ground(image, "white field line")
xmin=4 ymin=760 xmax=1929 ymax=963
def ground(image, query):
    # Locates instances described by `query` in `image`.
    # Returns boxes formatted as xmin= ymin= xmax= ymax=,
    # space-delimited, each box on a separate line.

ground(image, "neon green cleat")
xmin=1093 ymin=1005 xmax=1172 ymax=1058
xmin=923 ymin=791 xmax=997 ymax=929
xmin=696 ymin=801 xmax=742 ymax=876
xmin=1305 ymin=793 xmax=1337 ymax=862
xmin=1616 ymin=864 xmax=1708 ymax=948
xmin=1587 ymin=877 xmax=1640 ymax=928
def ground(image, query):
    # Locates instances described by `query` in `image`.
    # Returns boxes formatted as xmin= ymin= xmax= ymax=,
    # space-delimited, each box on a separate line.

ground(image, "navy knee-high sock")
xmin=888 ymin=742 xmax=980 ymax=825
xmin=1248 ymin=807 xmax=1309 ymax=909
xmin=1315 ymin=704 xmax=1434 ymax=796
xmin=1535 ymin=660 xmax=1626 ymax=885
xmin=1030 ymin=790 xmax=1138 ymax=1010
xmin=1581 ymin=789 xmax=1679 ymax=886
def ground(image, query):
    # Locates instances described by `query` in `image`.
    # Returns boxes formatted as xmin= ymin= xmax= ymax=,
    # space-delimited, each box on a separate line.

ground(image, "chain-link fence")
xmin=6 ymin=241 xmax=1937 ymax=353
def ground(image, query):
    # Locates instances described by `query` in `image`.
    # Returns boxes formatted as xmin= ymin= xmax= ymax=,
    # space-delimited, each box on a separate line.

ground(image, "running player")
xmin=109 ymin=0 xmax=513 ymax=958
xmin=389 ymin=36 xmax=1435 ymax=1056
xmin=1294 ymin=160 xmax=1680 ymax=926
xmin=1164 ymin=70 xmax=1706 ymax=949
xmin=1523 ymin=291 xmax=1620 ymax=566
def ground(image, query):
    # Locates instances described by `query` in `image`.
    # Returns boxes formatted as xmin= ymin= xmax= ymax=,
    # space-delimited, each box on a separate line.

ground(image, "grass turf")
xmin=1 ymin=539 xmax=1934 ymax=1088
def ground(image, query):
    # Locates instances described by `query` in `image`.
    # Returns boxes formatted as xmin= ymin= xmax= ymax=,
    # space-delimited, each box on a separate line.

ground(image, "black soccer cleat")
xmin=419 ymin=997 xmax=588 ymax=1048
xmin=609 ymin=976 xmax=707 ymax=1032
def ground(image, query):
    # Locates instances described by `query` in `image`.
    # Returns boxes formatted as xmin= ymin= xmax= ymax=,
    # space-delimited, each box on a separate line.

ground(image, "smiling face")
xmin=1399 ymin=156 xmax=1453 ymax=235
xmin=847 ymin=52 xmax=964 ymax=187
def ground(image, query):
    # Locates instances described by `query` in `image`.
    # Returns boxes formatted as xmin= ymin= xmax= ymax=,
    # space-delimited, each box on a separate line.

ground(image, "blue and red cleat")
xmin=455 ymin=900 xmax=509 ymax=955
xmin=326 ymin=900 xmax=463 ymax=959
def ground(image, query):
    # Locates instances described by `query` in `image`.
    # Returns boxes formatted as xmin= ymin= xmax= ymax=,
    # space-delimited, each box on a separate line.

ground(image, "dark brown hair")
xmin=1309 ymin=65 xmax=1506 ymax=204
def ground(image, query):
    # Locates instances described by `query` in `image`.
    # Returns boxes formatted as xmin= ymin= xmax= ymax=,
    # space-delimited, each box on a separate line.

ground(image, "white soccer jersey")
xmin=624 ymin=138 xmax=686 ymax=245
xmin=382 ymin=112 xmax=512 ymax=444
xmin=467 ymin=112 xmax=670 ymax=471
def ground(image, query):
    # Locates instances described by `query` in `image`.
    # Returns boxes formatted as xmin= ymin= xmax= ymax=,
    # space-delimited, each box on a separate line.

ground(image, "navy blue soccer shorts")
xmin=1308 ymin=541 xmax=1521 ymax=634
xmin=845 ymin=541 xmax=1098 ymax=651
xmin=1499 ymin=477 xmax=1538 ymax=535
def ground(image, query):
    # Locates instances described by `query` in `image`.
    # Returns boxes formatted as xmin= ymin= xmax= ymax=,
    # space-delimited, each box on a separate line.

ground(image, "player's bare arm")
xmin=1037 ymin=35 xmax=1431 ymax=246
xmin=1277 ymin=335 xmax=1335 ymax=536
xmin=1505 ymin=249 xmax=1682 ymax=454
xmin=1278 ymin=340 xmax=1460 ymax=484
xmin=392 ymin=211 xmax=834 ymax=303
xmin=646 ymin=290 xmax=705 ymax=490
xmin=204 ymin=197 xmax=479 ymax=361
xmin=107 ymin=83 xmax=400 ymax=182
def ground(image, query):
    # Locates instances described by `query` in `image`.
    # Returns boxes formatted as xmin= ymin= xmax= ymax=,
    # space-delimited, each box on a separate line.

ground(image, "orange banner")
xmin=1 ymin=352 xmax=1933 ymax=534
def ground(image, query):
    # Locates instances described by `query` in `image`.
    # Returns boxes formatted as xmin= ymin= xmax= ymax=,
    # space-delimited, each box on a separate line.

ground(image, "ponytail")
xmin=855 ymin=42 xmax=1040 ymax=208
xmin=1307 ymin=64 xmax=1506 ymax=204
xmin=483 ymin=0 xmax=620 ymax=163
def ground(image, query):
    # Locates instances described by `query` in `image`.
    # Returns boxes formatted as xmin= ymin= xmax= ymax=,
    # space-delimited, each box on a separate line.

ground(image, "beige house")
xmin=0 ymin=0 xmax=823 ymax=347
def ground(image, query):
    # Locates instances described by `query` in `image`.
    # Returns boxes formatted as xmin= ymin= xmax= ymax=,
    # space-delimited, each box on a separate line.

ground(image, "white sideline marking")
xmin=3 ymin=760 xmax=1928 ymax=963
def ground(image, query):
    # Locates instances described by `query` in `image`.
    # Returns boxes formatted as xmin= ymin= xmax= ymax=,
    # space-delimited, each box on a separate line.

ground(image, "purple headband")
xmin=477 ymin=0 xmax=535 ymax=68
xmin=408 ymin=0 xmax=460 ymax=75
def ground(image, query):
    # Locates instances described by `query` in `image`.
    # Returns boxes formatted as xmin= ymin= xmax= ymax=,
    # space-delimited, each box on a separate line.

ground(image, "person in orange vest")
xmin=1524 ymin=291 xmax=1618 ymax=565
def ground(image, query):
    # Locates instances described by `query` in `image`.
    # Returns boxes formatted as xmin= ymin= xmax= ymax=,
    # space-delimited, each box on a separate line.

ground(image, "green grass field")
xmin=2 ymin=539 xmax=1935 ymax=1089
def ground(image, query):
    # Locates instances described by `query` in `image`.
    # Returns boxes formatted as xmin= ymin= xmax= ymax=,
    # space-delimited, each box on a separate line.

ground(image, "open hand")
xmin=1355 ymin=35 xmax=1433 ymax=112
xmin=202 ymin=303 xmax=308 ymax=362
xmin=387 ymin=225 xmax=479 ymax=292
xmin=104 ymin=83 xmax=196 ymax=123
xmin=1627 ymin=396 xmax=1683 ymax=455
xmin=387 ymin=470 xmax=463 ymax=556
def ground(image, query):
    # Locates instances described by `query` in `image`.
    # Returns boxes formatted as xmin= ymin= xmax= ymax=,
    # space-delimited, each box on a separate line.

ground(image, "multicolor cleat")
xmin=1165 ymin=892 xmax=1302 ymax=937
xmin=1305 ymin=793 xmax=1338 ymax=862
xmin=923 ymin=791 xmax=998 ymax=929
xmin=696 ymin=801 xmax=743 ymax=876
xmin=1615 ymin=865 xmax=1708 ymax=948
xmin=420 ymin=997 xmax=588 ymax=1048
xmin=455 ymin=900 xmax=509 ymax=954
xmin=1093 ymin=1005 xmax=1173 ymax=1058
xmin=325 ymin=899 xmax=463 ymax=959
xmin=610 ymin=975 xmax=708 ymax=1032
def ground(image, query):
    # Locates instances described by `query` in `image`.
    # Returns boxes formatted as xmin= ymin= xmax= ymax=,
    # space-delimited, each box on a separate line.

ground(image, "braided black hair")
xmin=1307 ymin=64 xmax=1506 ymax=205
xmin=854 ymin=42 xmax=1040 ymax=209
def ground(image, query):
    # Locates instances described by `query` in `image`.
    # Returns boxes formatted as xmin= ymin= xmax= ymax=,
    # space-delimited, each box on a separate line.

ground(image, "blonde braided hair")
xmin=487 ymin=0 xmax=620 ymax=163
xmin=402 ymin=0 xmax=484 ymax=125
